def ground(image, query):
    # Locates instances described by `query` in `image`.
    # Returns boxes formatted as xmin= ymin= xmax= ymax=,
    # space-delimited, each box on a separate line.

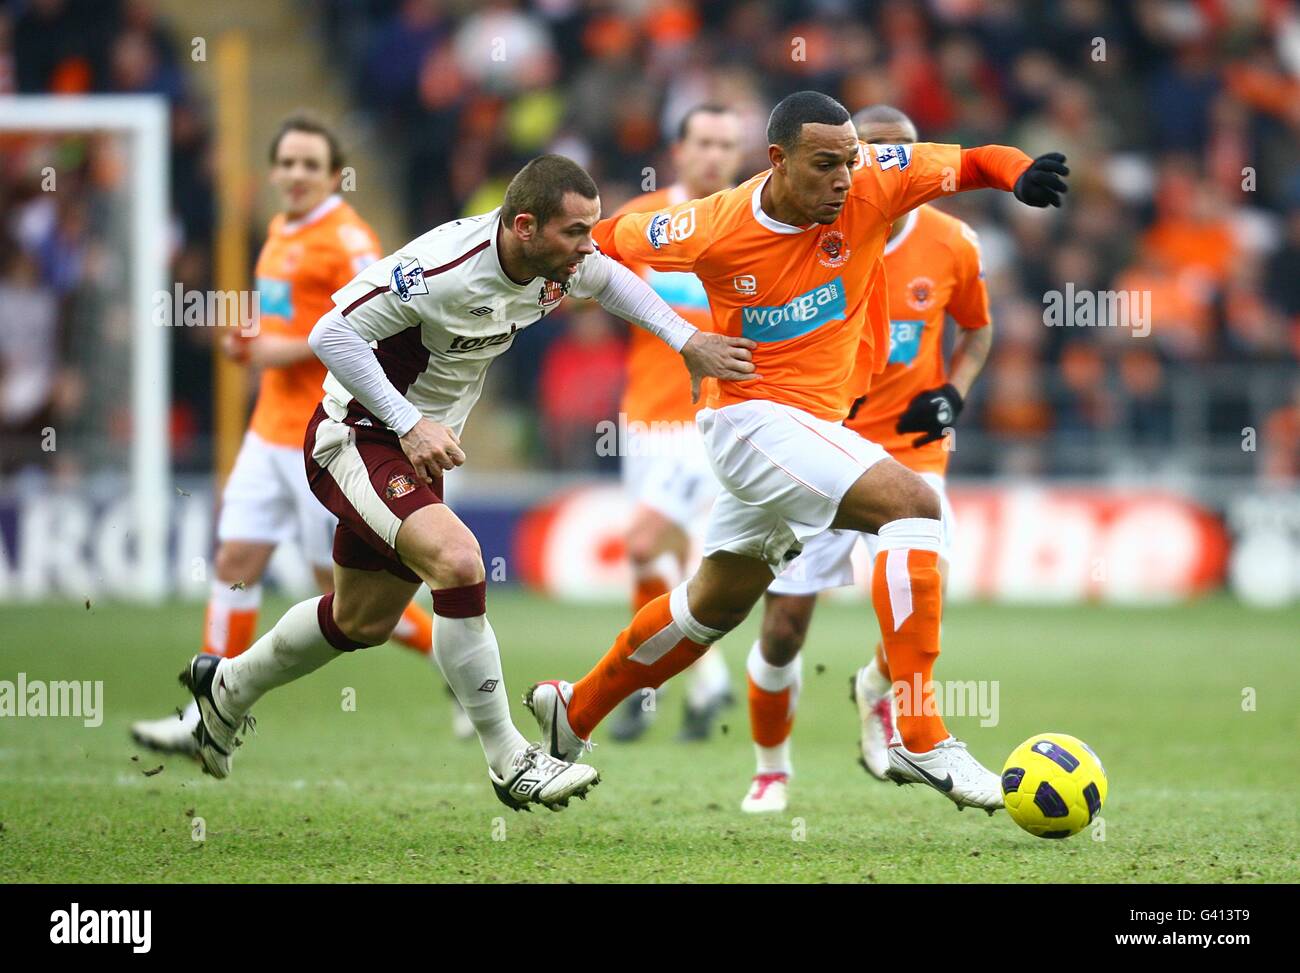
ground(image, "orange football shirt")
xmin=613 ymin=185 xmax=716 ymax=424
xmin=594 ymin=142 xmax=1024 ymax=422
xmin=248 ymin=196 xmax=380 ymax=446
xmin=847 ymin=204 xmax=990 ymax=475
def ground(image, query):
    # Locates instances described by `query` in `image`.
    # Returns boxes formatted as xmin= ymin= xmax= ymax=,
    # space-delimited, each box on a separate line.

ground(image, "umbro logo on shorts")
xmin=470 ymin=306 xmax=493 ymax=316
xmin=478 ymin=679 xmax=499 ymax=693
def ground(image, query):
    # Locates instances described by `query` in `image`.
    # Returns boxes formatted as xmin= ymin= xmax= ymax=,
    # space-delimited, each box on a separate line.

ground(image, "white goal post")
xmin=0 ymin=95 xmax=171 ymax=600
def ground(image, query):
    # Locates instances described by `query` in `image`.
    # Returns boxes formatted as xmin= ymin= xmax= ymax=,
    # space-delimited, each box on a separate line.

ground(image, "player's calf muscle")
xmin=331 ymin=568 xmax=419 ymax=645
xmin=686 ymin=553 xmax=772 ymax=632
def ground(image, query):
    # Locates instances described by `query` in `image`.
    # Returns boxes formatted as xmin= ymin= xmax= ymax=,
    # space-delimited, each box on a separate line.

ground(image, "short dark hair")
xmin=269 ymin=113 xmax=345 ymax=171
xmin=766 ymin=91 xmax=851 ymax=151
xmin=852 ymin=104 xmax=918 ymax=143
xmin=501 ymin=154 xmax=599 ymax=228
xmin=676 ymin=103 xmax=737 ymax=142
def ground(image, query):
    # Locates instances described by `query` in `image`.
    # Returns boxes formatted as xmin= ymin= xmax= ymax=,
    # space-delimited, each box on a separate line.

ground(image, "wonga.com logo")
xmin=740 ymin=277 xmax=846 ymax=343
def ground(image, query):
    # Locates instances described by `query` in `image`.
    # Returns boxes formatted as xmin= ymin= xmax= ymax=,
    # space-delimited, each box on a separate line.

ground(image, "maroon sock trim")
xmin=430 ymin=581 xmax=487 ymax=618
xmin=316 ymin=592 xmax=371 ymax=652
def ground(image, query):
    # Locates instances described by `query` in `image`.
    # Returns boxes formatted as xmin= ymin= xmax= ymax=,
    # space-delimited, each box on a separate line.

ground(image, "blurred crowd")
xmin=1 ymin=0 xmax=1297 ymax=484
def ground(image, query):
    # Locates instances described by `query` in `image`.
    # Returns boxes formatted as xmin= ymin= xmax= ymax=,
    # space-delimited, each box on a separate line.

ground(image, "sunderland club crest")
xmin=386 ymin=472 xmax=417 ymax=499
xmin=538 ymin=279 xmax=569 ymax=307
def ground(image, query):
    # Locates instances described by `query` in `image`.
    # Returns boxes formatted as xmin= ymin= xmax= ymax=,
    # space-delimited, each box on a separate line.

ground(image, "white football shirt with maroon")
xmin=323 ymin=207 xmax=613 ymax=437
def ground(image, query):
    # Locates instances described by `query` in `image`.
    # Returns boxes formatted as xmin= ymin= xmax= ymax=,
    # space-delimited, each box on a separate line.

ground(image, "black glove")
xmin=896 ymin=383 xmax=963 ymax=447
xmin=1013 ymin=152 xmax=1069 ymax=208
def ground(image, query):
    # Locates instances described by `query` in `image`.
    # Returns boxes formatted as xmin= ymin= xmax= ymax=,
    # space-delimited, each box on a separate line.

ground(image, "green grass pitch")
xmin=1 ymin=592 xmax=1297 ymax=883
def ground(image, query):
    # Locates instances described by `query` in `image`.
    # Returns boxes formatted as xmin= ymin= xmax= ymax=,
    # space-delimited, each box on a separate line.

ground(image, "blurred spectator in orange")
xmin=1142 ymin=156 xmax=1238 ymax=285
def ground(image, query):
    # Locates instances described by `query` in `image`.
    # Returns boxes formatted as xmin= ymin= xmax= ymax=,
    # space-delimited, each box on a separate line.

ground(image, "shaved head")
xmin=852 ymin=104 xmax=918 ymax=145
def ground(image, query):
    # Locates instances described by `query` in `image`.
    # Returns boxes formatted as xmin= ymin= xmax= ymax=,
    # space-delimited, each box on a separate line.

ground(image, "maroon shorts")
xmin=303 ymin=403 xmax=442 ymax=583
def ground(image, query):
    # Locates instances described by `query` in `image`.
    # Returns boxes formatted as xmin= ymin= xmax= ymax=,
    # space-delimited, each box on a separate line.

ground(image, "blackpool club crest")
xmin=907 ymin=276 xmax=936 ymax=311
xmin=817 ymin=229 xmax=850 ymax=268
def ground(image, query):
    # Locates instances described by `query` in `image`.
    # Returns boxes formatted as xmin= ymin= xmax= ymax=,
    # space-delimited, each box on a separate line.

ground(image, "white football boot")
xmin=131 ymin=700 xmax=200 ymax=757
xmin=886 ymin=736 xmax=1004 ymax=813
xmin=850 ymin=666 xmax=894 ymax=780
xmin=524 ymin=680 xmax=592 ymax=763
xmin=178 ymin=654 xmax=255 ymax=779
xmin=489 ymin=744 xmax=600 ymax=812
xmin=740 ymin=772 xmax=790 ymax=814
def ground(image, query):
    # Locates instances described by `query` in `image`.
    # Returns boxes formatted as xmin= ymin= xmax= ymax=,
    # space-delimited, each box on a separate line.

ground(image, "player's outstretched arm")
xmin=958 ymin=145 xmax=1069 ymax=207
xmin=875 ymin=142 xmax=1068 ymax=222
xmin=582 ymin=254 xmax=757 ymax=402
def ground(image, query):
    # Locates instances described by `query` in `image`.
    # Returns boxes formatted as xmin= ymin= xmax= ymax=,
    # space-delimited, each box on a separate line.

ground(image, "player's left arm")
xmin=873 ymin=142 xmax=1068 ymax=221
xmin=573 ymin=250 xmax=758 ymax=402
xmin=896 ymin=223 xmax=994 ymax=446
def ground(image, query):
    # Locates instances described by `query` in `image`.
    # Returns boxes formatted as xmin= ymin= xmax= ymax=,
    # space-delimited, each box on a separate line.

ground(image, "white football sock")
xmin=866 ymin=653 xmax=892 ymax=695
xmin=217 ymin=597 xmax=342 ymax=717
xmin=754 ymin=740 xmax=792 ymax=776
xmin=686 ymin=644 xmax=730 ymax=710
xmin=432 ymin=613 xmax=528 ymax=775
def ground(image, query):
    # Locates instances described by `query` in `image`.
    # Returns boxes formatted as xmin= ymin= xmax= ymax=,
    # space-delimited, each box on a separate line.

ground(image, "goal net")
xmin=0 ymin=95 xmax=170 ymax=601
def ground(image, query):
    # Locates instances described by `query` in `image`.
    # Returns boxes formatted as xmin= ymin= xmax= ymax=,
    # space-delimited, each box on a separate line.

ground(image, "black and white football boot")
xmin=489 ymin=744 xmax=599 ymax=812
xmin=178 ymin=654 xmax=254 ymax=779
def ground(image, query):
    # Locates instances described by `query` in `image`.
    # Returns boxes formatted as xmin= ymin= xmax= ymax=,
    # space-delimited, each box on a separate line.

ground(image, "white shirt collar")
xmin=751 ymin=174 xmax=812 ymax=235
xmin=281 ymin=194 xmax=343 ymax=235
xmin=883 ymin=208 xmax=919 ymax=255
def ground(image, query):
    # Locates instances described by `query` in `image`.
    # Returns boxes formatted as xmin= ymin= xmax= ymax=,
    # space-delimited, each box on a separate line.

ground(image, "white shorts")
xmin=695 ymin=400 xmax=889 ymax=571
xmin=767 ymin=472 xmax=956 ymax=596
xmin=217 ymin=430 xmax=336 ymax=568
xmin=621 ymin=422 xmax=720 ymax=530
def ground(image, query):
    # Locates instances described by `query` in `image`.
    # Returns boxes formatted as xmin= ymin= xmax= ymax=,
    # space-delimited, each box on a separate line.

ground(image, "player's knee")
xmin=760 ymin=603 xmax=810 ymax=664
xmin=428 ymin=541 xmax=485 ymax=589
xmin=624 ymin=528 xmax=659 ymax=567
xmin=214 ymin=544 xmax=261 ymax=584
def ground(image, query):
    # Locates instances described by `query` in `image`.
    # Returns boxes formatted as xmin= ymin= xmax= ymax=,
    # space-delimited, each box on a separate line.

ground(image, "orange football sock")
xmin=871 ymin=527 xmax=947 ymax=753
xmin=748 ymin=675 xmax=796 ymax=747
xmin=392 ymin=602 xmax=434 ymax=655
xmin=568 ymin=587 xmax=721 ymax=739
xmin=631 ymin=574 xmax=670 ymax=616
xmin=203 ymin=588 xmax=260 ymax=659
